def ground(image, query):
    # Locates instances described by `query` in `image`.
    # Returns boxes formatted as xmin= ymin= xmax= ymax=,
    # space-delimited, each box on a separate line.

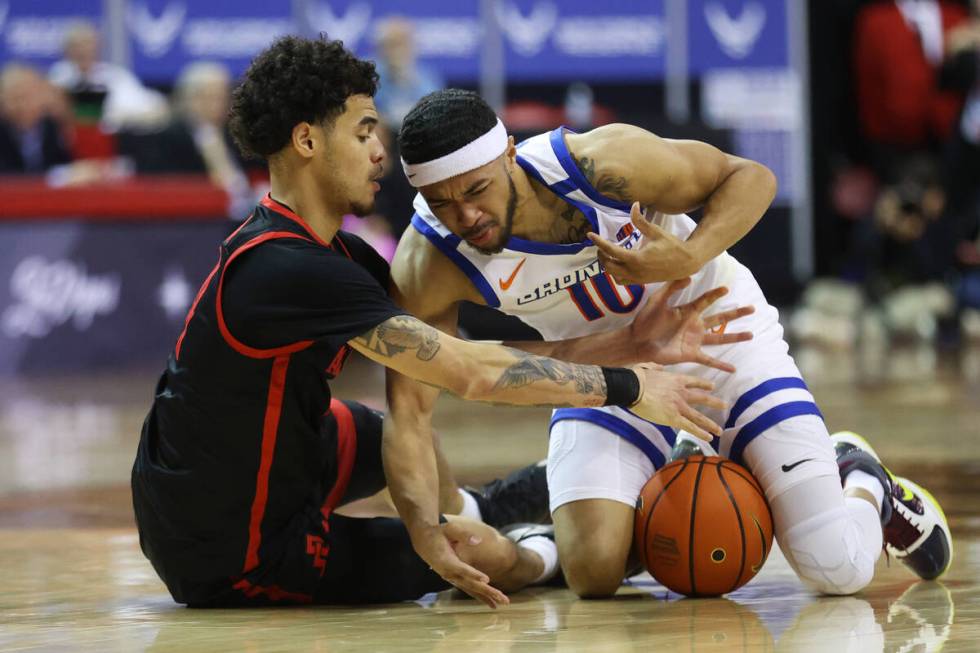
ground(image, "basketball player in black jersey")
xmin=131 ymin=36 xmax=728 ymax=608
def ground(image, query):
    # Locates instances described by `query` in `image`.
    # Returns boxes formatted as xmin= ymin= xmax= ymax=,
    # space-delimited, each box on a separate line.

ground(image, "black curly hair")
xmin=228 ymin=35 xmax=379 ymax=160
xmin=398 ymin=89 xmax=499 ymax=164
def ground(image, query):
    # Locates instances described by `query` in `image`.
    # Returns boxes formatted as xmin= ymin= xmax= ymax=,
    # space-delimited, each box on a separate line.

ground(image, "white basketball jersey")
xmin=411 ymin=127 xmax=822 ymax=476
xmin=410 ymin=127 xmax=745 ymax=339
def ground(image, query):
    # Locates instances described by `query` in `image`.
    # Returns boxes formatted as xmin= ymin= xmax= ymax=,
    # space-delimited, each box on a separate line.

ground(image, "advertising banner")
xmin=0 ymin=220 xmax=229 ymax=374
xmin=0 ymin=0 xmax=102 ymax=68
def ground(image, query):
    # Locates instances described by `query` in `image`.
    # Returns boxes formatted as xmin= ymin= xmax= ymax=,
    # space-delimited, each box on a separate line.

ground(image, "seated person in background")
xmin=49 ymin=20 xmax=168 ymax=132
xmin=118 ymin=62 xmax=259 ymax=216
xmin=0 ymin=63 xmax=72 ymax=174
xmin=372 ymin=17 xmax=444 ymax=130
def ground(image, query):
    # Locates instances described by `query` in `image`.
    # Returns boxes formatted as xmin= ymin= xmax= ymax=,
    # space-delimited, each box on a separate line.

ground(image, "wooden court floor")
xmin=1 ymin=344 xmax=978 ymax=652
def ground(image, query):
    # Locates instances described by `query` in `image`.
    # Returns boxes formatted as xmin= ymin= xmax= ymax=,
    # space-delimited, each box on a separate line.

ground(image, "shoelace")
xmin=885 ymin=491 xmax=927 ymax=552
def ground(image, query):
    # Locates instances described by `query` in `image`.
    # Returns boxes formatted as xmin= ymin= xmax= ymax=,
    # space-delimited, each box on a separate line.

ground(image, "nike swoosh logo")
xmin=781 ymin=458 xmax=813 ymax=473
xmin=498 ymin=257 xmax=527 ymax=291
xmin=709 ymin=321 xmax=729 ymax=335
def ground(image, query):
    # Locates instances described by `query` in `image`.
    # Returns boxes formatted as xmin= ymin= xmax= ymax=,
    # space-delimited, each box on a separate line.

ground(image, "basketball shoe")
xmin=671 ymin=431 xmax=718 ymax=460
xmin=466 ymin=460 xmax=549 ymax=528
xmin=831 ymin=431 xmax=953 ymax=580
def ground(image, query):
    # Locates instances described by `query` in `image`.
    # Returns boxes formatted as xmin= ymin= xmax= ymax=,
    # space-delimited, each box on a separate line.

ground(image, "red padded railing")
xmin=0 ymin=175 xmax=230 ymax=220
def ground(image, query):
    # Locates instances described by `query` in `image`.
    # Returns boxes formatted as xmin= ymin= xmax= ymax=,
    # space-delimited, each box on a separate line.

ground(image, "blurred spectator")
xmin=0 ymin=64 xmax=72 ymax=174
xmin=816 ymin=0 xmax=975 ymax=344
xmin=372 ymin=17 xmax=444 ymax=129
xmin=370 ymin=17 xmax=445 ymax=235
xmin=844 ymin=156 xmax=950 ymax=287
xmin=49 ymin=21 xmax=168 ymax=132
xmin=940 ymin=0 xmax=980 ymax=265
xmin=940 ymin=0 xmax=980 ymax=334
xmin=874 ymin=157 xmax=946 ymax=244
xmin=119 ymin=62 xmax=258 ymax=217
xmin=853 ymin=0 xmax=970 ymax=175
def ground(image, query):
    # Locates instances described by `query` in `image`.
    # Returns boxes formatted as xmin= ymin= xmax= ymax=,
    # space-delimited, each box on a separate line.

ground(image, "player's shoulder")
xmin=234 ymin=232 xmax=382 ymax=293
xmin=389 ymin=227 xmax=481 ymax=316
xmin=565 ymin=123 xmax=661 ymax=177
xmin=566 ymin=123 xmax=652 ymax=155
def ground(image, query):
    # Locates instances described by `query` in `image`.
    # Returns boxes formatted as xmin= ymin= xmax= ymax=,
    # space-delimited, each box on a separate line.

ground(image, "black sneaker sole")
xmin=903 ymin=526 xmax=952 ymax=580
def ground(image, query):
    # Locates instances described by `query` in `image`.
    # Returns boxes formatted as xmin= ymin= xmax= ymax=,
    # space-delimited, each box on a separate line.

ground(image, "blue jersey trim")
xmin=724 ymin=377 xmax=813 ymax=429
xmin=549 ymin=127 xmax=634 ymax=213
xmin=550 ymin=408 xmax=668 ymax=469
xmin=516 ymin=155 xmax=577 ymax=196
xmin=623 ymin=407 xmax=678 ymax=447
xmin=505 ymin=236 xmax=591 ymax=255
xmin=410 ymin=214 xmax=501 ymax=308
xmin=728 ymin=401 xmax=824 ymax=464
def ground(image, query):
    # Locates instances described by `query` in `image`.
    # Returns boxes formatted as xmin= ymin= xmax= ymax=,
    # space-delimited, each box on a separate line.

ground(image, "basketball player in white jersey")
xmin=386 ymin=89 xmax=952 ymax=599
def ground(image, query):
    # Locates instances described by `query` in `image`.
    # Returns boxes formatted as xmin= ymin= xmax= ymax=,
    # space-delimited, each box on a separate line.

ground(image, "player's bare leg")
xmin=552 ymin=499 xmax=635 ymax=598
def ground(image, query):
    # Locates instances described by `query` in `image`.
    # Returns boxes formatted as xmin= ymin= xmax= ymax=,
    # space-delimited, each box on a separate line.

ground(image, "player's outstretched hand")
xmin=412 ymin=523 xmax=510 ymax=609
xmin=629 ymin=363 xmax=725 ymax=441
xmin=630 ymin=278 xmax=755 ymax=372
xmin=588 ymin=202 xmax=702 ymax=284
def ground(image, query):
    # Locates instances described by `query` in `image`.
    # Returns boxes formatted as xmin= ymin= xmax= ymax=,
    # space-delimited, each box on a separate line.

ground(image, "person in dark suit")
xmin=0 ymin=64 xmax=72 ymax=174
xmin=117 ymin=62 xmax=260 ymax=216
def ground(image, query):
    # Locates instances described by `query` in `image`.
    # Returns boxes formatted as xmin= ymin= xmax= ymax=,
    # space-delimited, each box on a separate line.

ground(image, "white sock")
xmin=844 ymin=470 xmax=886 ymax=513
xmin=517 ymin=535 xmax=559 ymax=584
xmin=457 ymin=488 xmax=483 ymax=521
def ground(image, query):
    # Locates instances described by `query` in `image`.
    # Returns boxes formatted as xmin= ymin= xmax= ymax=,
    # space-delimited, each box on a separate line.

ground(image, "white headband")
xmin=401 ymin=119 xmax=507 ymax=188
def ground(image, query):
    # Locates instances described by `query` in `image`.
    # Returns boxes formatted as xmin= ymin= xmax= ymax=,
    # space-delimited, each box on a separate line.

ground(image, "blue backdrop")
xmin=0 ymin=0 xmax=794 ymax=85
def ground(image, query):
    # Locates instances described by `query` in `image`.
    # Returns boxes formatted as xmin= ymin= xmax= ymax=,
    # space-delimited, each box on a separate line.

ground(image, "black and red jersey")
xmin=132 ymin=196 xmax=405 ymax=602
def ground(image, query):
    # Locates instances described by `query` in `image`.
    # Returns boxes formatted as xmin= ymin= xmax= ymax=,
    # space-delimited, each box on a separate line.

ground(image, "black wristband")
xmin=601 ymin=367 xmax=640 ymax=407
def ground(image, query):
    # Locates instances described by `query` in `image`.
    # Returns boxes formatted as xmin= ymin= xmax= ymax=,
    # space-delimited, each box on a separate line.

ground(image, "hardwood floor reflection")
xmin=1 ymin=344 xmax=978 ymax=651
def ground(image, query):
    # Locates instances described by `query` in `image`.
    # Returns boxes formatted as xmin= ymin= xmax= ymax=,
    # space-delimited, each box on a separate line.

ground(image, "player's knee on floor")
xmin=780 ymin=505 xmax=877 ymax=596
xmin=553 ymin=500 xmax=635 ymax=598
xmin=562 ymin=554 xmax=626 ymax=598
xmin=559 ymin=536 xmax=630 ymax=598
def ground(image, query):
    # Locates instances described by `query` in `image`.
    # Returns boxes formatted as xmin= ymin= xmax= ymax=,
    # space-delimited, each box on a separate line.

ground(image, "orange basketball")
xmin=634 ymin=455 xmax=774 ymax=597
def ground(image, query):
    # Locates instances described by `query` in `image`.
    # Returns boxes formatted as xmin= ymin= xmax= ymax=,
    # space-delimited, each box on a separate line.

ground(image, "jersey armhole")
xmin=549 ymin=127 xmax=635 ymax=213
xmin=215 ymin=233 xmax=316 ymax=359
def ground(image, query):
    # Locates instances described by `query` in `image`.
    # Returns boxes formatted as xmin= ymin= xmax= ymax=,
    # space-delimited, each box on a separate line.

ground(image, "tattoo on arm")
xmin=572 ymin=154 xmax=631 ymax=202
xmin=492 ymin=352 xmax=606 ymax=397
xmin=354 ymin=316 xmax=442 ymax=361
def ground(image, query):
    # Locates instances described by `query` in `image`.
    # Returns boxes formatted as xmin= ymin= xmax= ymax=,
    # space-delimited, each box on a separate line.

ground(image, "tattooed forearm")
xmin=353 ymin=316 xmax=442 ymax=361
xmin=572 ymin=153 xmax=631 ymax=202
xmin=491 ymin=353 xmax=606 ymax=397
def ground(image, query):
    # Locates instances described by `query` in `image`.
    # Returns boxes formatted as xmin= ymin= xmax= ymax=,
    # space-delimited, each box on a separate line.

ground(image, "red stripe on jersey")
xmin=320 ymin=399 xmax=358 ymax=522
xmin=232 ymin=578 xmax=312 ymax=603
xmin=260 ymin=194 xmax=332 ymax=248
xmin=325 ymin=345 xmax=351 ymax=377
xmin=215 ymin=231 xmax=315 ymax=359
xmin=223 ymin=212 xmax=254 ymax=246
xmin=175 ymin=248 xmax=222 ymax=361
xmin=243 ymin=354 xmax=290 ymax=573
xmin=332 ymin=232 xmax=352 ymax=258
